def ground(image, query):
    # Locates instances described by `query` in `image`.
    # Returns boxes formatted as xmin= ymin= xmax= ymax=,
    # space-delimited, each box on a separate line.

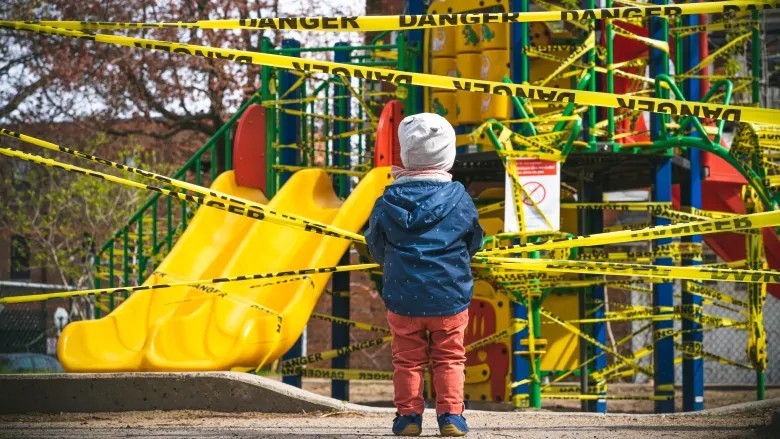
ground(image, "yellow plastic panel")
xmin=478 ymin=217 xmax=503 ymax=236
xmin=456 ymin=52 xmax=481 ymax=80
xmin=431 ymin=91 xmax=457 ymax=126
xmin=430 ymin=27 xmax=456 ymax=57
xmin=58 ymin=171 xmax=268 ymax=372
xmin=480 ymin=23 xmax=508 ymax=50
xmin=560 ymin=206 xmax=579 ymax=235
xmin=480 ymin=94 xmax=510 ymax=121
xmin=530 ymin=22 xmax=553 ymax=46
xmin=141 ymin=167 xmax=392 ymax=371
xmin=431 ymin=57 xmax=457 ymax=78
xmin=480 ymin=50 xmax=509 ymax=82
xmin=455 ymin=53 xmax=482 ymax=125
xmin=455 ymin=23 xmax=481 ymax=53
xmin=539 ymin=293 xmax=580 ymax=372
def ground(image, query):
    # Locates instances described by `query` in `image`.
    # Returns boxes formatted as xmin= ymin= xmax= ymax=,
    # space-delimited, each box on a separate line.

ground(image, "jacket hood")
xmin=380 ymin=181 xmax=466 ymax=231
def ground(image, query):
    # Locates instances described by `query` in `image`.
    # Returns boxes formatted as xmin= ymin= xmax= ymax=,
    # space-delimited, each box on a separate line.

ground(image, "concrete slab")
xmin=0 ymin=372 xmax=390 ymax=414
xmin=2 ymin=371 xmax=778 ymax=428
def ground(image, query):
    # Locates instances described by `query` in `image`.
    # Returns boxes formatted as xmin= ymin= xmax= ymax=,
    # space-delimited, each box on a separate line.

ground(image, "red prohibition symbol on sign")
xmin=521 ymin=181 xmax=546 ymax=206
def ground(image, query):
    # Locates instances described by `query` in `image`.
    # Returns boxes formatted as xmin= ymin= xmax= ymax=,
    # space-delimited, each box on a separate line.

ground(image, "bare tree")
xmin=0 ymin=0 xmax=271 ymax=140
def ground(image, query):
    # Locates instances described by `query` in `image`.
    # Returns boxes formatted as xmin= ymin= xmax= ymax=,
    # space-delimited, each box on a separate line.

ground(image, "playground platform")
xmin=0 ymin=372 xmax=387 ymax=414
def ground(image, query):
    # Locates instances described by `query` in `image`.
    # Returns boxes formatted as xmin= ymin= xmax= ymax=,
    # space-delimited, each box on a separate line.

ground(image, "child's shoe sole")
xmin=439 ymin=424 xmax=467 ymax=437
xmin=395 ymin=423 xmax=421 ymax=436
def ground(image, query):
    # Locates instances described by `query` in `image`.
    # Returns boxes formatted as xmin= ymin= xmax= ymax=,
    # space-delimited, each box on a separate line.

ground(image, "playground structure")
xmin=0 ymin=0 xmax=779 ymax=415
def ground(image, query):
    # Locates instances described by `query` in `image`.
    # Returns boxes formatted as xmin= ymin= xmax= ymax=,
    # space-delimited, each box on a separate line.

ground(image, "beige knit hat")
xmin=397 ymin=113 xmax=456 ymax=171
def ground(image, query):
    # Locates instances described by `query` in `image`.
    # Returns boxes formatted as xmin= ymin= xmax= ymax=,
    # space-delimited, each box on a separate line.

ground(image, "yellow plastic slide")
xmin=58 ymin=171 xmax=268 ymax=372
xmin=59 ymin=167 xmax=391 ymax=372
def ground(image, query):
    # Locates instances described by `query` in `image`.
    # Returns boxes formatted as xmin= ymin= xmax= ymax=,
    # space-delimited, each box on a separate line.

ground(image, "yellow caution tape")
xmin=249 ymin=275 xmax=314 ymax=289
xmin=276 ymin=107 xmax=370 ymax=124
xmin=0 ymin=263 xmax=377 ymax=304
xmin=477 ymin=201 xmax=505 ymax=215
xmin=577 ymin=245 xmax=679 ymax=262
xmin=537 ymin=32 xmax=595 ymax=87
xmin=272 ymin=164 xmax=366 ymax=177
xmin=280 ymin=336 xmax=393 ymax=368
xmin=537 ymin=394 xmax=672 ymax=401
xmin=612 ymin=25 xmax=669 ymax=53
xmin=478 ymin=209 xmax=780 ymax=256
xmin=541 ymin=307 xmax=655 ymax=377
xmin=336 ymin=76 xmax=378 ymax=123
xmin=561 ymin=202 xmax=672 ymax=211
xmin=0 ymin=129 xmax=367 ymax=243
xmin=309 ymin=312 xmax=391 ymax=334
xmin=479 ymin=257 xmax=780 ymax=284
xmin=279 ymin=317 xmax=526 ymax=371
xmin=151 ymin=271 xmax=283 ymax=328
xmin=278 ymin=367 xmax=394 ymax=380
xmin=682 ymin=32 xmax=753 ymax=76
xmin=466 ymin=319 xmax=528 ymax=352
xmin=683 ymin=281 xmax=749 ymax=307
xmin=2 ymin=21 xmax=779 ymax=124
xmin=673 ymin=19 xmax=759 ymax=37
xmin=674 ymin=342 xmax=752 ymax=369
xmin=604 ymin=222 xmax=652 ymax=232
xmin=17 ymin=2 xmax=776 ymax=32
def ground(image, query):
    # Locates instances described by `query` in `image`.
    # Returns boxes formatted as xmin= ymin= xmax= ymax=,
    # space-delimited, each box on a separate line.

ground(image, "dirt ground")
xmin=0 ymin=403 xmax=777 ymax=438
xmin=1 ymin=381 xmax=778 ymax=438
xmin=302 ymin=379 xmax=780 ymax=414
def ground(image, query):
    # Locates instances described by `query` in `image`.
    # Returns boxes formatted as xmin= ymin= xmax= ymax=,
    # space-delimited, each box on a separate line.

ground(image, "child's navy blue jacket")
xmin=365 ymin=180 xmax=484 ymax=317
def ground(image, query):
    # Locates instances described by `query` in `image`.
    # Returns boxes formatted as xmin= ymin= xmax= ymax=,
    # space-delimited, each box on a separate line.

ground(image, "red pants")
xmin=386 ymin=310 xmax=468 ymax=415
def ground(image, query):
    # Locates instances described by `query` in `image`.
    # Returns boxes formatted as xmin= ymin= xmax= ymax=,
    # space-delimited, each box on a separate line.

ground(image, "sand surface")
xmin=1 ymin=402 xmax=778 ymax=438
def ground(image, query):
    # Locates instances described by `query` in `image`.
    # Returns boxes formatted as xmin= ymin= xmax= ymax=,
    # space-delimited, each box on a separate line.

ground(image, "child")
xmin=365 ymin=113 xmax=484 ymax=437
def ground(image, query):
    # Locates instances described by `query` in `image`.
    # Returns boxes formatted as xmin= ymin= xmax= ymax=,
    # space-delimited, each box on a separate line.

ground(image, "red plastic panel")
xmin=465 ymin=299 xmax=509 ymax=401
xmin=232 ymin=104 xmax=267 ymax=191
xmin=374 ymin=100 xmax=403 ymax=167
xmin=702 ymin=151 xmax=747 ymax=184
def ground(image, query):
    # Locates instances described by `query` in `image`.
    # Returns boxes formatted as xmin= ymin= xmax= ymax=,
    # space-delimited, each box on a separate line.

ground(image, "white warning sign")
xmin=504 ymin=158 xmax=560 ymax=233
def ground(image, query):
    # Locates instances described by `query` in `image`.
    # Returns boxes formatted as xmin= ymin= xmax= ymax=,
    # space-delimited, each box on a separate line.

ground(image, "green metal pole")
xmin=752 ymin=11 xmax=765 ymax=400
xmin=93 ymin=253 xmax=101 ymax=317
xmin=521 ymin=2 xmax=537 ymax=407
xmin=587 ymin=0 xmax=597 ymax=148
xmin=151 ymin=202 xmax=157 ymax=271
xmin=137 ymin=216 xmax=144 ymax=281
xmin=108 ymin=241 xmax=115 ymax=310
xmin=224 ymin=125 xmax=233 ymax=171
xmin=752 ymin=10 xmax=761 ymax=105
xmin=396 ymin=33 xmax=411 ymax=115
xmin=122 ymin=227 xmax=130 ymax=300
xmin=520 ymin=0 xmax=529 ymax=83
xmin=261 ymin=37 xmax=277 ymax=197
xmin=166 ymin=197 xmax=173 ymax=252
xmin=606 ymin=0 xmax=615 ymax=150
xmin=529 ymin=264 xmax=542 ymax=409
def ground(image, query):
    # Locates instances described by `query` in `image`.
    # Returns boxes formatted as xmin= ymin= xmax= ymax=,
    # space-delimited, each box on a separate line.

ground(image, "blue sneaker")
xmin=392 ymin=412 xmax=422 ymax=436
xmin=437 ymin=412 xmax=469 ymax=437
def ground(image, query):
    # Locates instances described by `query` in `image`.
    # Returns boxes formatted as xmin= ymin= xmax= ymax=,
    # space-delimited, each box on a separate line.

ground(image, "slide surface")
xmin=698 ymin=180 xmax=780 ymax=300
xmin=58 ymin=171 xmax=268 ymax=372
xmin=59 ymin=167 xmax=391 ymax=372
